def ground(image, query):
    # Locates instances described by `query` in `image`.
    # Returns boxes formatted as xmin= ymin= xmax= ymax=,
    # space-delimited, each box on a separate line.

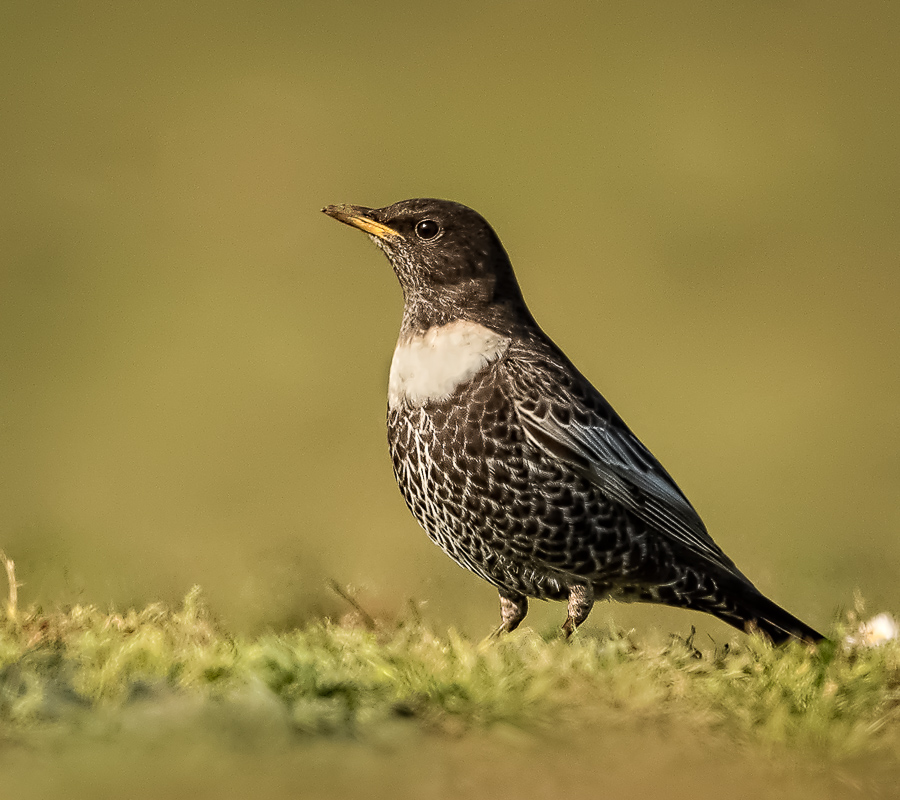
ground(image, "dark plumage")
xmin=322 ymin=198 xmax=824 ymax=644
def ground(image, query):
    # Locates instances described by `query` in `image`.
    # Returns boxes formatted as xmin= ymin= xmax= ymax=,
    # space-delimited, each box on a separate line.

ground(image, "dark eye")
xmin=415 ymin=219 xmax=440 ymax=240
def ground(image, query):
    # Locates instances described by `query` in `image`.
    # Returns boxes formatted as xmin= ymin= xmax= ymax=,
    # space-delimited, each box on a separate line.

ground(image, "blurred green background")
xmin=2 ymin=1 xmax=898 ymax=641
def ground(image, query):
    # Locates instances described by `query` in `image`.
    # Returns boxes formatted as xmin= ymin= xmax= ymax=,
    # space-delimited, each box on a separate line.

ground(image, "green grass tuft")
xmin=1 ymin=583 xmax=898 ymax=767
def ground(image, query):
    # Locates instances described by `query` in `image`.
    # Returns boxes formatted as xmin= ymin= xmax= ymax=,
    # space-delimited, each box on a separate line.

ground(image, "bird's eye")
xmin=415 ymin=219 xmax=440 ymax=240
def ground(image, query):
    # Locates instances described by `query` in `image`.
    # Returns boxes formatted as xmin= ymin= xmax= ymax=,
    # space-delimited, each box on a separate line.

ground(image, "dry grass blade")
xmin=1 ymin=549 xmax=20 ymax=623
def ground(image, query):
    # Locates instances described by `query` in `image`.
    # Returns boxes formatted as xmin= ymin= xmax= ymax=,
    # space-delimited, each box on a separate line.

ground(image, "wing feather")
xmin=516 ymin=396 xmax=747 ymax=582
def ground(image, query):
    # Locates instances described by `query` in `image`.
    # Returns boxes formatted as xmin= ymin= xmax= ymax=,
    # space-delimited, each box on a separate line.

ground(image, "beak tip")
xmin=321 ymin=203 xmax=398 ymax=241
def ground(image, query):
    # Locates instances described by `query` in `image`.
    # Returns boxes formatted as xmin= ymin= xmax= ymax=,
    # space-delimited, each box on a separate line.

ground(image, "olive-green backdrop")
xmin=2 ymin=1 xmax=898 ymax=640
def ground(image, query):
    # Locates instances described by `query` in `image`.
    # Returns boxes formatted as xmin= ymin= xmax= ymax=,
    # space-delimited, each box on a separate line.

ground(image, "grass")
xmin=2 ymin=556 xmax=900 ymax=798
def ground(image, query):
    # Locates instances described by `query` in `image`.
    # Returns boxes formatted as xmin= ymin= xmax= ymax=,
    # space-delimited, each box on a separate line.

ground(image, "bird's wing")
xmin=512 ymin=361 xmax=747 ymax=581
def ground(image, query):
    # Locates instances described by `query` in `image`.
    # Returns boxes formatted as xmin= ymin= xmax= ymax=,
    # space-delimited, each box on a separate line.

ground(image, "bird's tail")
xmin=712 ymin=584 xmax=825 ymax=645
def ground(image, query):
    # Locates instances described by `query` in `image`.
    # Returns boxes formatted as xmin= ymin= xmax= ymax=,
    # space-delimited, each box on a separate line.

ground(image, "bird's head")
xmin=322 ymin=198 xmax=529 ymax=332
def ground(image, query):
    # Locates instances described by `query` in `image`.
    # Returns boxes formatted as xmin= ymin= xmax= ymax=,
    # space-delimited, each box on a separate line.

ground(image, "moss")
xmin=0 ymin=587 xmax=897 ymax=768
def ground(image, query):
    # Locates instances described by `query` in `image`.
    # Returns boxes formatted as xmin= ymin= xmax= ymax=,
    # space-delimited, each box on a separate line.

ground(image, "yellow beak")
xmin=321 ymin=204 xmax=400 ymax=241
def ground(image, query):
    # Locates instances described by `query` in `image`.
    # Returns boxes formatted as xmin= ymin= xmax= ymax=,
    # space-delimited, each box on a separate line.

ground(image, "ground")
xmin=1 ymin=581 xmax=899 ymax=799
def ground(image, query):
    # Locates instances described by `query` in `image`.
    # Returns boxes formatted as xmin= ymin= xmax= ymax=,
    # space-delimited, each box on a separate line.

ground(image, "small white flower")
xmin=845 ymin=612 xmax=899 ymax=648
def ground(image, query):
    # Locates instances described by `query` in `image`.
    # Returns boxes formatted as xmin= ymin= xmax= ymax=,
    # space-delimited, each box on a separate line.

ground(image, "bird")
xmin=322 ymin=198 xmax=824 ymax=644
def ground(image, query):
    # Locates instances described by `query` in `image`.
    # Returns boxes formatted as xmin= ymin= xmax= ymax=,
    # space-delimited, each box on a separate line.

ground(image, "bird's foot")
xmin=561 ymin=583 xmax=594 ymax=639
xmin=486 ymin=591 xmax=528 ymax=641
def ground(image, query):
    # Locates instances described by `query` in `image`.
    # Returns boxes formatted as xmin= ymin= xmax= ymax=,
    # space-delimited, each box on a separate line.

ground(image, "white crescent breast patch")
xmin=388 ymin=320 xmax=510 ymax=408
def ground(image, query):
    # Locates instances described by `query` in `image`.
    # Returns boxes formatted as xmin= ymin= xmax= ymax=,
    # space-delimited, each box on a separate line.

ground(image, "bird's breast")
xmin=388 ymin=320 xmax=510 ymax=408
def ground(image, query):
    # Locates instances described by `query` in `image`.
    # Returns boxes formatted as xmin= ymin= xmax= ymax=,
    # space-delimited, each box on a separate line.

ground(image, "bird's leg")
xmin=489 ymin=590 xmax=529 ymax=638
xmin=562 ymin=583 xmax=594 ymax=638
